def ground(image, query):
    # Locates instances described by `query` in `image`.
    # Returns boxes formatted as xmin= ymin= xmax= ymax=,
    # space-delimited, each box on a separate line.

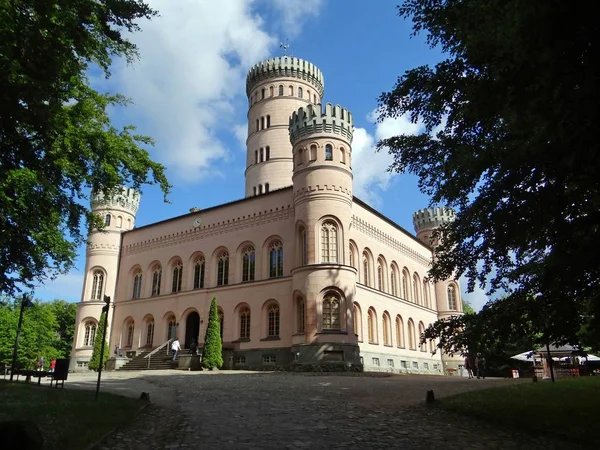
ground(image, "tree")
xmin=47 ymin=300 xmax=77 ymax=357
xmin=202 ymin=298 xmax=223 ymax=370
xmin=377 ymin=1 xmax=599 ymax=344
xmin=88 ymin=312 xmax=109 ymax=371
xmin=462 ymin=299 xmax=475 ymax=315
xmin=0 ymin=0 xmax=171 ymax=296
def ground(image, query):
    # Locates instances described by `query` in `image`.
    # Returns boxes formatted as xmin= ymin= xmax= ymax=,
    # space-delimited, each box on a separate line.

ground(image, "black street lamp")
xmin=10 ymin=294 xmax=34 ymax=382
xmin=95 ymin=295 xmax=111 ymax=400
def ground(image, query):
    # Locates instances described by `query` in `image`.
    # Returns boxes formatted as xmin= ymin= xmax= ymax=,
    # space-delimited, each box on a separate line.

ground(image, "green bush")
xmin=202 ymin=297 xmax=223 ymax=370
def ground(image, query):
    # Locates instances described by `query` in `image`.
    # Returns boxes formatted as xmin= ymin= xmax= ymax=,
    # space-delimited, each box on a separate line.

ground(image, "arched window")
xmin=340 ymin=147 xmax=346 ymax=164
xmin=362 ymin=254 xmax=369 ymax=286
xmin=242 ymin=246 xmax=255 ymax=282
xmin=413 ymin=274 xmax=420 ymax=305
xmin=299 ymin=227 xmax=307 ymax=265
xmin=297 ymin=298 xmax=305 ymax=332
xmin=313 ymin=94 xmax=317 ymax=103
xmin=261 ymin=117 xmax=265 ymax=130
xmin=91 ymin=270 xmax=104 ymax=300
xmin=132 ymin=269 xmax=142 ymax=299
xmin=260 ymin=148 xmax=264 ymax=162
xmin=383 ymin=313 xmax=391 ymax=346
xmin=395 ymin=315 xmax=405 ymax=348
xmin=261 ymin=88 xmax=265 ymax=99
xmin=218 ymin=310 xmax=224 ymax=341
xmin=240 ymin=307 xmax=251 ymax=339
xmin=429 ymin=337 xmax=436 ymax=353
xmin=322 ymin=292 xmax=341 ymax=330
xmin=423 ymin=281 xmax=430 ymax=308
xmin=377 ymin=263 xmax=383 ymax=291
xmin=279 ymin=85 xmax=284 ymax=96
xmin=254 ymin=150 xmax=258 ymax=164
xmin=267 ymin=303 xmax=280 ymax=337
xmin=84 ymin=321 xmax=97 ymax=346
xmin=325 ymin=144 xmax=333 ymax=161
xmin=269 ymin=241 xmax=283 ymax=278
xmin=269 ymin=86 xmax=274 ymax=97
xmin=353 ymin=303 xmax=361 ymax=341
xmin=116 ymin=216 xmax=122 ymax=228
xmin=151 ymin=265 xmax=162 ymax=296
xmin=258 ymin=184 xmax=263 ymax=194
xmin=146 ymin=319 xmax=154 ymax=346
xmin=419 ymin=322 xmax=426 ymax=352
xmin=402 ymin=270 xmax=409 ymax=300
xmin=104 ymin=214 xmax=111 ymax=226
xmin=448 ymin=285 xmax=458 ymax=310
xmin=310 ymin=144 xmax=317 ymax=161
xmin=289 ymin=85 xmax=293 ymax=96
xmin=256 ymin=119 xmax=259 ymax=132
xmin=298 ymin=87 xmax=303 ymax=98
xmin=408 ymin=319 xmax=416 ymax=350
xmin=217 ymin=251 xmax=229 ymax=286
xmin=348 ymin=245 xmax=355 ymax=268
xmin=266 ymin=115 xmax=271 ymax=128
xmin=193 ymin=256 xmax=205 ymax=289
xmin=167 ymin=315 xmax=177 ymax=340
xmin=320 ymin=221 xmax=338 ymax=263
xmin=265 ymin=146 xmax=270 ymax=160
xmin=390 ymin=270 xmax=397 ymax=297
xmin=127 ymin=218 xmax=132 ymax=230
xmin=253 ymin=186 xmax=257 ymax=196
xmin=126 ymin=320 xmax=135 ymax=347
xmin=265 ymin=183 xmax=270 ymax=193
xmin=367 ymin=308 xmax=376 ymax=343
xmin=172 ymin=262 xmax=183 ymax=293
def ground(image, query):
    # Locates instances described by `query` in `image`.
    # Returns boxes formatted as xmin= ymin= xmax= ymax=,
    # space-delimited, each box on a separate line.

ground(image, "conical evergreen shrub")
xmin=88 ymin=312 xmax=110 ymax=371
xmin=202 ymin=297 xmax=223 ymax=370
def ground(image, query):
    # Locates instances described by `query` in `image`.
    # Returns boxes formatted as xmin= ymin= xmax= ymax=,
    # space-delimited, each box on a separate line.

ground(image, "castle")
xmin=70 ymin=56 xmax=464 ymax=373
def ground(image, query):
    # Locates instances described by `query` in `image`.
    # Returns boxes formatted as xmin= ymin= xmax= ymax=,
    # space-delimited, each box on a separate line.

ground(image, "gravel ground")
xmin=65 ymin=371 xmax=577 ymax=450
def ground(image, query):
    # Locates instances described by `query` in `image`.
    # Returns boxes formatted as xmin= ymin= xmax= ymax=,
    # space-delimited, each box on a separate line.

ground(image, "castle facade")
xmin=70 ymin=56 xmax=463 ymax=372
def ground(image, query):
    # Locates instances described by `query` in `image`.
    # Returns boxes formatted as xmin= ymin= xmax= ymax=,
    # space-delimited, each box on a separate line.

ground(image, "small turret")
xmin=246 ymin=56 xmax=325 ymax=97
xmin=413 ymin=207 xmax=456 ymax=247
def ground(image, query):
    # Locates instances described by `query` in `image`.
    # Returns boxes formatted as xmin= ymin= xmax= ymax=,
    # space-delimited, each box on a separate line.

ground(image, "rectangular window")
xmin=235 ymin=356 xmax=246 ymax=364
xmin=372 ymin=357 xmax=380 ymax=366
xmin=401 ymin=360 xmax=408 ymax=368
xmin=262 ymin=355 xmax=276 ymax=364
xmin=424 ymin=362 xmax=429 ymax=370
xmin=412 ymin=361 xmax=418 ymax=369
xmin=387 ymin=359 xmax=394 ymax=367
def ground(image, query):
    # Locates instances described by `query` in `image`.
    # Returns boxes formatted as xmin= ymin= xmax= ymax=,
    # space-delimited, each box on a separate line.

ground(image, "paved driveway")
xmin=66 ymin=371 xmax=570 ymax=449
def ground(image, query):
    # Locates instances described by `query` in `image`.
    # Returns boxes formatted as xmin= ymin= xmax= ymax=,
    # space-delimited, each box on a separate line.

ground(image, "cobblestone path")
xmin=76 ymin=371 xmax=578 ymax=449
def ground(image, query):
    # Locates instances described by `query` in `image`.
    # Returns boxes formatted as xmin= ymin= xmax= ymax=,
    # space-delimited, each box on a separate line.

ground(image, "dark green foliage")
xmin=202 ymin=298 xmax=223 ymax=370
xmin=0 ymin=297 xmax=76 ymax=369
xmin=462 ymin=299 xmax=475 ymax=315
xmin=378 ymin=1 xmax=599 ymax=345
xmin=87 ymin=312 xmax=109 ymax=371
xmin=0 ymin=0 xmax=171 ymax=296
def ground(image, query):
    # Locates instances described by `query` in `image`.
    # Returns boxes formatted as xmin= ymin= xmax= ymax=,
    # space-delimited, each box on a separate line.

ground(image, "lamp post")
xmin=10 ymin=294 xmax=34 ymax=382
xmin=95 ymin=295 xmax=111 ymax=400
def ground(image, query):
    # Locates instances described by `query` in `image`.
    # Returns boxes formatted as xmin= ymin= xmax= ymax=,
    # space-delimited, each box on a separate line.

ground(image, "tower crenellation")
xmin=91 ymin=187 xmax=141 ymax=215
xmin=289 ymin=103 xmax=354 ymax=146
xmin=412 ymin=207 xmax=456 ymax=236
xmin=246 ymin=56 xmax=324 ymax=97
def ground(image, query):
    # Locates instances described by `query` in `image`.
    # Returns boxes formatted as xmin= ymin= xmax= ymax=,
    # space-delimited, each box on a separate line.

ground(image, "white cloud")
xmin=460 ymin=275 xmax=489 ymax=312
xmin=35 ymin=272 xmax=84 ymax=303
xmin=268 ymin=0 xmax=323 ymax=37
xmin=352 ymin=111 xmax=424 ymax=206
xmin=233 ymin=123 xmax=248 ymax=151
xmin=104 ymin=0 xmax=322 ymax=183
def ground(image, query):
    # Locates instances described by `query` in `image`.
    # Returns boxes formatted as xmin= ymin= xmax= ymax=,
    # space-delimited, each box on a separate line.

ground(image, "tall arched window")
xmin=167 ymin=315 xmax=176 ymax=340
xmin=242 ymin=246 xmax=255 ymax=282
xmin=367 ymin=308 xmax=376 ymax=343
xmin=265 ymin=183 xmax=270 ymax=193
xmin=353 ymin=303 xmax=361 ymax=341
xmin=413 ymin=274 xmax=420 ymax=305
xmin=91 ymin=270 xmax=104 ymax=300
xmin=172 ymin=262 xmax=183 ymax=293
xmin=132 ymin=269 xmax=142 ymax=299
xmin=261 ymin=88 xmax=265 ymax=99
xmin=402 ymin=270 xmax=409 ymax=300
xmin=256 ymin=119 xmax=259 ymax=131
xmin=383 ymin=313 xmax=391 ymax=346
xmin=269 ymin=241 xmax=283 ymax=278
xmin=289 ymin=85 xmax=294 ymax=96
xmin=84 ymin=321 xmax=97 ymax=346
xmin=395 ymin=315 xmax=405 ymax=348
xmin=267 ymin=303 xmax=280 ymax=337
xmin=325 ymin=144 xmax=333 ymax=161
xmin=240 ymin=307 xmax=251 ymax=339
xmin=298 ymin=87 xmax=303 ymax=98
xmin=260 ymin=148 xmax=264 ymax=162
xmin=217 ymin=251 xmax=229 ymax=286
xmin=116 ymin=216 xmax=122 ymax=228
xmin=146 ymin=319 xmax=154 ymax=346
xmin=340 ymin=147 xmax=346 ymax=164
xmin=423 ymin=281 xmax=430 ymax=308
xmin=253 ymin=186 xmax=257 ymax=196
xmin=299 ymin=227 xmax=307 ymax=265
xmin=408 ymin=319 xmax=416 ymax=350
xmin=126 ymin=320 xmax=135 ymax=347
xmin=266 ymin=115 xmax=271 ymax=128
xmin=448 ymin=285 xmax=458 ymax=310
xmin=322 ymin=292 xmax=341 ymax=330
xmin=377 ymin=262 xmax=383 ymax=291
xmin=104 ymin=214 xmax=111 ymax=226
xmin=320 ymin=221 xmax=338 ymax=263
xmin=258 ymin=184 xmax=263 ymax=194
xmin=265 ymin=146 xmax=270 ymax=160
xmin=260 ymin=117 xmax=265 ymax=130
xmin=419 ymin=322 xmax=426 ymax=352
xmin=390 ymin=270 xmax=397 ymax=297
xmin=278 ymin=85 xmax=284 ymax=96
xmin=349 ymin=245 xmax=355 ymax=268
xmin=269 ymin=86 xmax=274 ymax=97
xmin=297 ymin=298 xmax=305 ymax=332
xmin=193 ymin=256 xmax=205 ymax=289
xmin=254 ymin=150 xmax=258 ymax=164
xmin=310 ymin=144 xmax=317 ymax=161
xmin=362 ymin=253 xmax=370 ymax=286
xmin=151 ymin=265 xmax=162 ymax=296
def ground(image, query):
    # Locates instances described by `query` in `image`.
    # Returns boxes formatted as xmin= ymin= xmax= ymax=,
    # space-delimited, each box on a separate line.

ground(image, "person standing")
xmin=475 ymin=352 xmax=486 ymax=379
xmin=171 ymin=338 xmax=181 ymax=361
xmin=464 ymin=355 xmax=473 ymax=379
xmin=189 ymin=338 xmax=198 ymax=355
xmin=37 ymin=356 xmax=44 ymax=372
xmin=49 ymin=359 xmax=56 ymax=373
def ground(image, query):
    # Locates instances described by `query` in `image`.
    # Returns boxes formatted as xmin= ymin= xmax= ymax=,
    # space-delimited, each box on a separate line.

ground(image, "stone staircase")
xmin=117 ymin=346 xmax=179 ymax=371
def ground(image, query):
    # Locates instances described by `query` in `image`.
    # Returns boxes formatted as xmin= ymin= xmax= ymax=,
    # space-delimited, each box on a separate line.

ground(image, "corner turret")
xmin=413 ymin=207 xmax=456 ymax=247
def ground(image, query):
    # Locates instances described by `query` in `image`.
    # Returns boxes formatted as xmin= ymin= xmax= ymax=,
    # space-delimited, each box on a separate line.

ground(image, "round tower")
xmin=70 ymin=187 xmax=140 ymax=371
xmin=244 ymin=56 xmax=324 ymax=197
xmin=289 ymin=103 xmax=360 ymax=369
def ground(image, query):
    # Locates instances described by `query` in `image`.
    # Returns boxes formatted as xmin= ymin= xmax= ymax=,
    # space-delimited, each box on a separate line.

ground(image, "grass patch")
xmin=437 ymin=377 xmax=600 ymax=444
xmin=0 ymin=380 xmax=141 ymax=449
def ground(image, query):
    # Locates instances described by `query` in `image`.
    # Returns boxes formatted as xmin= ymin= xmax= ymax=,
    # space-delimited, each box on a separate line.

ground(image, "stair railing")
xmin=143 ymin=338 xmax=173 ymax=369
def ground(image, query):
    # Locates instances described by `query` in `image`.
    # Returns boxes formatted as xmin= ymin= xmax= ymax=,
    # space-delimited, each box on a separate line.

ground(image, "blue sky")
xmin=35 ymin=0 xmax=490 ymax=309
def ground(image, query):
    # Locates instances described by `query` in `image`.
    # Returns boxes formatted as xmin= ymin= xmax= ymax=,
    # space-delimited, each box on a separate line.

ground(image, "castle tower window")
xmin=289 ymin=85 xmax=293 ymax=96
xmin=265 ymin=146 xmax=270 ymax=160
xmin=340 ymin=147 xmax=346 ymax=164
xmin=217 ymin=251 xmax=229 ymax=286
xmin=297 ymin=298 xmax=305 ymax=332
xmin=383 ymin=313 xmax=392 ymax=346
xmin=325 ymin=144 xmax=333 ymax=161
xmin=313 ymin=94 xmax=317 ymax=103
xmin=127 ymin=218 xmax=132 ymax=229
xmin=116 ymin=216 xmax=122 ymax=228
xmin=260 ymin=148 xmax=264 ymax=162
xmin=408 ymin=319 xmax=416 ymax=350
xmin=261 ymin=117 xmax=265 ymax=130
xmin=104 ymin=214 xmax=111 ymax=226
xmin=396 ymin=315 xmax=405 ymax=348
xmin=91 ymin=270 xmax=104 ymax=300
xmin=307 ymin=89 xmax=311 ymax=100
xmin=377 ymin=264 xmax=383 ymax=291
xmin=132 ymin=269 xmax=142 ymax=299
xmin=390 ymin=270 xmax=397 ymax=297
xmin=172 ymin=262 xmax=183 ymax=293
xmin=402 ymin=270 xmax=409 ymax=300
xmin=269 ymin=86 xmax=274 ymax=97
xmin=423 ymin=281 xmax=430 ymax=308
xmin=253 ymin=186 xmax=257 ymax=196
xmin=310 ymin=144 xmax=317 ymax=161
xmin=261 ymin=88 xmax=265 ymax=99
xmin=413 ymin=274 xmax=420 ymax=305
xmin=125 ymin=319 xmax=135 ymax=347
xmin=269 ymin=240 xmax=284 ymax=278
xmin=256 ymin=119 xmax=259 ymax=132
xmin=258 ymin=184 xmax=263 ymax=194
xmin=242 ymin=246 xmax=255 ymax=282
xmin=146 ymin=319 xmax=154 ymax=346
xmin=151 ymin=266 xmax=162 ymax=296
xmin=298 ymin=87 xmax=303 ymax=98
xmin=239 ymin=307 xmax=251 ymax=339
xmin=348 ymin=245 xmax=354 ymax=267
xmin=254 ymin=150 xmax=258 ymax=164
xmin=320 ymin=221 xmax=338 ymax=263
xmin=193 ymin=256 xmax=205 ymax=289
xmin=279 ymin=85 xmax=284 ymax=96
xmin=300 ymin=227 xmax=307 ymax=265
xmin=448 ymin=285 xmax=457 ymax=310
xmin=265 ymin=183 xmax=269 ymax=193
xmin=362 ymin=254 xmax=370 ymax=286
xmin=266 ymin=115 xmax=271 ymax=128
xmin=322 ymin=292 xmax=341 ymax=330
xmin=367 ymin=307 xmax=376 ymax=343
xmin=267 ymin=303 xmax=280 ymax=337
xmin=83 ymin=321 xmax=97 ymax=346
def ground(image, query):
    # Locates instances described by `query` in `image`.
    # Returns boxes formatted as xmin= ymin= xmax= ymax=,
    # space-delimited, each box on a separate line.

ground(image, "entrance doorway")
xmin=185 ymin=312 xmax=200 ymax=348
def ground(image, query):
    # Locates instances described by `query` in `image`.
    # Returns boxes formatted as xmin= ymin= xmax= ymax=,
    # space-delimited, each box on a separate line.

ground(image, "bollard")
xmin=426 ymin=390 xmax=435 ymax=404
